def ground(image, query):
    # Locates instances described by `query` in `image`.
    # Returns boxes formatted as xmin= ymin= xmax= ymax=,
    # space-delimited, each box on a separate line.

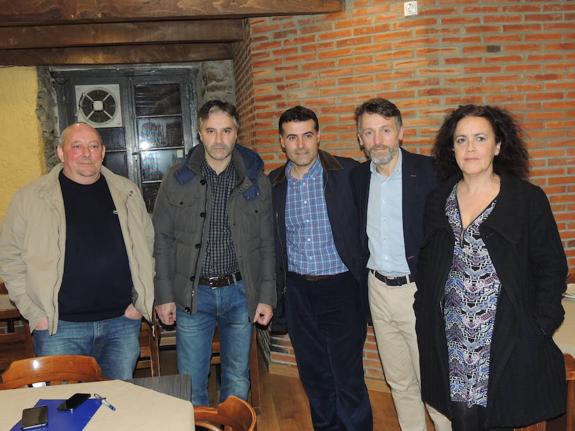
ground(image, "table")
xmin=0 ymin=380 xmax=195 ymax=430
xmin=554 ymin=297 xmax=575 ymax=356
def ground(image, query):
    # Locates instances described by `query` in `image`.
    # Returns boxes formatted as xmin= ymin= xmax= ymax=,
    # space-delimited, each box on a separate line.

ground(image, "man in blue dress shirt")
xmin=270 ymin=106 xmax=373 ymax=431
xmin=350 ymin=98 xmax=451 ymax=431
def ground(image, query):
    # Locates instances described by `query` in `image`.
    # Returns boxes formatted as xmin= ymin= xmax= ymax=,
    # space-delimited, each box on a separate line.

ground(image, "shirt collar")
xmin=202 ymin=157 xmax=235 ymax=180
xmin=286 ymin=156 xmax=322 ymax=181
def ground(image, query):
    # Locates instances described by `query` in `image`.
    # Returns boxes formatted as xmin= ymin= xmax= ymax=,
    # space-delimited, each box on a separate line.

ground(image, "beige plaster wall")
xmin=0 ymin=67 xmax=44 ymax=219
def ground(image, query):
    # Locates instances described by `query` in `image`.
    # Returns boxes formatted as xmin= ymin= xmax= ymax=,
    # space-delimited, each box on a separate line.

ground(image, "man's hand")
xmin=253 ymin=303 xmax=273 ymax=326
xmin=156 ymin=302 xmax=177 ymax=325
xmin=124 ymin=303 xmax=143 ymax=320
xmin=34 ymin=316 xmax=49 ymax=331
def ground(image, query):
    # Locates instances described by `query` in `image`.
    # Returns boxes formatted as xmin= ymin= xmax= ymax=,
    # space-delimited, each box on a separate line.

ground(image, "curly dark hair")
xmin=432 ymin=104 xmax=530 ymax=180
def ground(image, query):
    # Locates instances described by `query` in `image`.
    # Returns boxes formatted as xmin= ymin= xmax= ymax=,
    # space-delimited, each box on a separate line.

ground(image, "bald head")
xmin=57 ymin=123 xmax=106 ymax=185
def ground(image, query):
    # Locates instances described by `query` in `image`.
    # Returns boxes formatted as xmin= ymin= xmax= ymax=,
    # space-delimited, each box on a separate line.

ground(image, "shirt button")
xmin=307 ymin=238 xmax=311 ymax=242
xmin=303 ymin=200 xmax=307 ymax=204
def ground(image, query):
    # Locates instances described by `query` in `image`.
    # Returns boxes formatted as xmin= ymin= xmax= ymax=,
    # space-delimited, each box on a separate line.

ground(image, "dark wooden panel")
xmin=0 ymin=43 xmax=233 ymax=66
xmin=0 ymin=0 xmax=343 ymax=26
xmin=0 ymin=20 xmax=244 ymax=49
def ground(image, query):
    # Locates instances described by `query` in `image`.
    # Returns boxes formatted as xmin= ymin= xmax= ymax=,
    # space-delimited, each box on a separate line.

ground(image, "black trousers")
xmin=285 ymin=271 xmax=373 ymax=431
xmin=451 ymin=402 xmax=512 ymax=431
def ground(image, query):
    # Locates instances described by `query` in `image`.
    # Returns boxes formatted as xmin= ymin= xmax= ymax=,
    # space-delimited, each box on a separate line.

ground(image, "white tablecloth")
xmin=0 ymin=380 xmax=195 ymax=430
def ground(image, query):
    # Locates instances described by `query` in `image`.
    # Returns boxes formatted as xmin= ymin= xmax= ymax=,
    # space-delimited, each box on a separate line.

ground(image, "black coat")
xmin=269 ymin=150 xmax=364 ymax=333
xmin=414 ymin=173 xmax=568 ymax=428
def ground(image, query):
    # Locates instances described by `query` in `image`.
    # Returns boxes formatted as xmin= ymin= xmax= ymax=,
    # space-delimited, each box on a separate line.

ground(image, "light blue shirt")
xmin=285 ymin=158 xmax=348 ymax=275
xmin=366 ymin=151 xmax=410 ymax=276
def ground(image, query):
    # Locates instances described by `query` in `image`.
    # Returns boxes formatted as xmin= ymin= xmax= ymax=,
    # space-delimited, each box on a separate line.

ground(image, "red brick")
xmin=464 ymin=25 xmax=503 ymax=34
xmin=503 ymin=24 xmax=542 ymax=33
xmin=318 ymin=29 xmax=353 ymax=41
xmin=525 ymin=14 xmax=564 ymax=22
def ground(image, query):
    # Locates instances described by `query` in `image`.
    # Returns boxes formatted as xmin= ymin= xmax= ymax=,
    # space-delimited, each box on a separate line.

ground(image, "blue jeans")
xmin=176 ymin=280 xmax=252 ymax=406
xmin=33 ymin=315 xmax=141 ymax=380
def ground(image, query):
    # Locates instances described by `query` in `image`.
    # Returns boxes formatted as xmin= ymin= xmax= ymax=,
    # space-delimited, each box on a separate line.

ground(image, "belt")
xmin=199 ymin=272 xmax=242 ymax=288
xmin=371 ymin=270 xmax=412 ymax=286
xmin=288 ymin=272 xmax=341 ymax=282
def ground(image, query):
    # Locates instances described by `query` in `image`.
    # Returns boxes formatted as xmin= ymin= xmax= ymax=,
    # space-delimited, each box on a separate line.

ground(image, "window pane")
xmin=135 ymin=83 xmax=181 ymax=117
xmin=99 ymin=127 xmax=126 ymax=150
xmin=141 ymin=149 xmax=185 ymax=182
xmin=104 ymin=151 xmax=128 ymax=177
xmin=137 ymin=117 xmax=183 ymax=149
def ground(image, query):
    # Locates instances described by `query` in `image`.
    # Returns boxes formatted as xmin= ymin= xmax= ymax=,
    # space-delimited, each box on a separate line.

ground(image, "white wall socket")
xmin=404 ymin=1 xmax=418 ymax=16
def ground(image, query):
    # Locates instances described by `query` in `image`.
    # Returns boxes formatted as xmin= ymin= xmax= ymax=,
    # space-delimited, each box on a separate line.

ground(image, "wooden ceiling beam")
xmin=0 ymin=0 xmax=343 ymax=26
xmin=0 ymin=43 xmax=233 ymax=66
xmin=0 ymin=19 xmax=244 ymax=49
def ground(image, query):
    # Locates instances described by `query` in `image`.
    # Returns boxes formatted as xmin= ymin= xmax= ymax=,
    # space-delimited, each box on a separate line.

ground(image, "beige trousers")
xmin=368 ymin=271 xmax=451 ymax=431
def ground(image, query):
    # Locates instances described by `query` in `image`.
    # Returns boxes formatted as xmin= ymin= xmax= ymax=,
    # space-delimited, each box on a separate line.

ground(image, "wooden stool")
xmin=0 ymin=283 xmax=34 ymax=373
xmin=135 ymin=314 xmax=161 ymax=377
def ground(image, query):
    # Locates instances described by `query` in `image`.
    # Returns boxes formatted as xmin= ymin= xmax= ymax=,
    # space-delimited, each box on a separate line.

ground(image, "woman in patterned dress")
xmin=414 ymin=105 xmax=567 ymax=431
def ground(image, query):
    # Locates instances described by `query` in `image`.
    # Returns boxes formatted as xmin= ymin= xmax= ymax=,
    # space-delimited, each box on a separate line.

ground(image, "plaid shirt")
xmin=201 ymin=160 xmax=240 ymax=277
xmin=285 ymin=158 xmax=348 ymax=275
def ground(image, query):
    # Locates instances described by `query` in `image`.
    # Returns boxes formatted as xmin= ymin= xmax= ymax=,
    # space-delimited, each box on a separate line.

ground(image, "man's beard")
xmin=369 ymin=146 xmax=397 ymax=165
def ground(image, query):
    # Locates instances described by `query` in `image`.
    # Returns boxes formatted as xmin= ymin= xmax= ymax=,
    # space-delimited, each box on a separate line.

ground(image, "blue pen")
xmin=94 ymin=393 xmax=116 ymax=411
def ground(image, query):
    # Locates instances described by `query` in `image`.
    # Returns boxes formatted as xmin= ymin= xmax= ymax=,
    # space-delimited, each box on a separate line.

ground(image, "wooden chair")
xmin=135 ymin=315 xmax=161 ymax=377
xmin=0 ymin=283 xmax=34 ymax=372
xmin=210 ymin=329 xmax=261 ymax=413
xmin=566 ymin=354 xmax=575 ymax=431
xmin=515 ymin=353 xmax=575 ymax=431
xmin=194 ymin=395 xmax=256 ymax=431
xmin=0 ymin=354 xmax=104 ymax=389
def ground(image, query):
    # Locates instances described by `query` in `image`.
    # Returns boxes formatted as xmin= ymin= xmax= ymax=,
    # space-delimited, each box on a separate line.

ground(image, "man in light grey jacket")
xmin=0 ymin=123 xmax=154 ymax=379
xmin=153 ymin=100 xmax=275 ymax=405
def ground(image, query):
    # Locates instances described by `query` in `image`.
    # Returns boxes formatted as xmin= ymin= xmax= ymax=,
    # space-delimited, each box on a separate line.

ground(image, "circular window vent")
xmin=75 ymin=84 xmax=122 ymax=128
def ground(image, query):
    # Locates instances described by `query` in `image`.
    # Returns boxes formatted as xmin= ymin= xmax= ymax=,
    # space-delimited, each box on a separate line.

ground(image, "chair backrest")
xmin=136 ymin=315 xmax=161 ymax=376
xmin=194 ymin=395 xmax=256 ymax=431
xmin=0 ymin=355 xmax=104 ymax=389
xmin=565 ymin=353 xmax=575 ymax=431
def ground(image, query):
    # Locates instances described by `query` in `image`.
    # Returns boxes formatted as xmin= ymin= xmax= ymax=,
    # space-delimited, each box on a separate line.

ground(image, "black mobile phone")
xmin=57 ymin=393 xmax=91 ymax=412
xmin=21 ymin=406 xmax=48 ymax=430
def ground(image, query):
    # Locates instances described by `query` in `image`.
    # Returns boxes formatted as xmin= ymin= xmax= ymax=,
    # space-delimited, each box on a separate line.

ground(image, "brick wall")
xmin=233 ymin=0 xmax=575 ymax=381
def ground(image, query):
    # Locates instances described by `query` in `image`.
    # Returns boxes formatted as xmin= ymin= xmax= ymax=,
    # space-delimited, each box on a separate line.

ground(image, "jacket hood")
xmin=174 ymin=143 xmax=263 ymax=200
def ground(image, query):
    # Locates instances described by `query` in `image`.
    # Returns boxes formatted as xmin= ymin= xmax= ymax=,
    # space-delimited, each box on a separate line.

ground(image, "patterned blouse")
xmin=443 ymin=184 xmax=501 ymax=408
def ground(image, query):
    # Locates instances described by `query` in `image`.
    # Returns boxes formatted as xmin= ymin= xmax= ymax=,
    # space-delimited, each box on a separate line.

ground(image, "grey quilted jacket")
xmin=152 ymin=144 xmax=276 ymax=317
